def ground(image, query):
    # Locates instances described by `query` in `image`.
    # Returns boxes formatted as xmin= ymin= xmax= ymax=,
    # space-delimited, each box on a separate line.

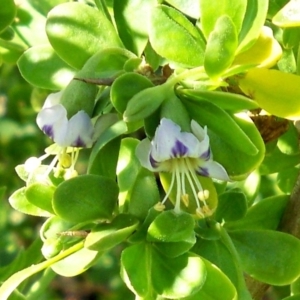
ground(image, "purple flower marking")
xmin=42 ymin=125 xmax=54 ymax=139
xmin=171 ymin=140 xmax=188 ymax=157
xmin=150 ymin=154 xmax=158 ymax=168
xmin=71 ymin=136 xmax=86 ymax=147
xmin=197 ymin=167 xmax=209 ymax=177
xmin=200 ymin=148 xmax=211 ymax=160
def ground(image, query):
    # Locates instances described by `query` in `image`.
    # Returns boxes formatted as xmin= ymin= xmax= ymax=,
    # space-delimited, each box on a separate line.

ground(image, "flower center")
xmin=161 ymin=157 xmax=211 ymax=217
xmin=24 ymin=145 xmax=80 ymax=183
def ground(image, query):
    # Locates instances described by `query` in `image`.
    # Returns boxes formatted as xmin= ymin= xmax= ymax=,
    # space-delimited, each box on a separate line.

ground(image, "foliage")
xmin=1 ymin=0 xmax=300 ymax=299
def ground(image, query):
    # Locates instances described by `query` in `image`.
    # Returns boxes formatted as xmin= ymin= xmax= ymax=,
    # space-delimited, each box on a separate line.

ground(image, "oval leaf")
xmin=149 ymin=5 xmax=205 ymax=67
xmin=238 ymin=68 xmax=300 ymax=120
xmin=17 ymin=44 xmax=75 ymax=90
xmin=230 ymin=229 xmax=300 ymax=285
xmin=25 ymin=182 xmax=55 ymax=214
xmin=204 ymin=15 xmax=238 ymax=79
xmin=53 ymin=175 xmax=118 ymax=223
xmin=46 ymin=2 xmax=123 ymax=69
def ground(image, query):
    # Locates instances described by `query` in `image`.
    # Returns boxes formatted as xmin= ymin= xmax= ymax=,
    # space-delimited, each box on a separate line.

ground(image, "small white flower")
xmin=136 ymin=118 xmax=229 ymax=216
xmin=36 ymin=91 xmax=94 ymax=148
xmin=26 ymin=91 xmax=95 ymax=181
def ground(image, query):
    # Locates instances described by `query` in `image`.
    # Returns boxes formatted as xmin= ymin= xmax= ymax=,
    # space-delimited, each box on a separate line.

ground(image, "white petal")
xmin=135 ymin=138 xmax=154 ymax=170
xmin=197 ymin=160 xmax=230 ymax=181
xmin=191 ymin=120 xmax=206 ymax=141
xmin=65 ymin=111 xmax=94 ymax=147
xmin=43 ymin=91 xmax=64 ymax=108
xmin=151 ymin=118 xmax=200 ymax=161
xmin=36 ymin=104 xmax=68 ymax=146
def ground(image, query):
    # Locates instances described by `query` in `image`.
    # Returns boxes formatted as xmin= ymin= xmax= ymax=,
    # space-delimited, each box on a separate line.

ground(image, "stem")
xmin=279 ymin=171 xmax=300 ymax=236
xmin=0 ymin=241 xmax=84 ymax=300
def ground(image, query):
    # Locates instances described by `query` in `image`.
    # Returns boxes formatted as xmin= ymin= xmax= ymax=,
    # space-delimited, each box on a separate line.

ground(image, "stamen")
xmin=154 ymin=202 xmax=165 ymax=211
xmin=174 ymin=167 xmax=182 ymax=213
xmin=161 ymin=171 xmax=176 ymax=204
xmin=181 ymin=194 xmax=189 ymax=207
xmin=59 ymin=153 xmax=72 ymax=168
xmin=183 ymin=159 xmax=201 ymax=209
xmin=64 ymin=169 xmax=78 ymax=180
xmin=201 ymin=205 xmax=213 ymax=217
xmin=44 ymin=154 xmax=60 ymax=178
xmin=198 ymin=190 xmax=210 ymax=203
xmin=196 ymin=207 xmax=205 ymax=218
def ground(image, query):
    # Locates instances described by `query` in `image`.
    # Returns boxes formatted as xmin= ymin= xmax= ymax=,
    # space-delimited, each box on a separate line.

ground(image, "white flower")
xmin=136 ymin=118 xmax=229 ymax=216
xmin=36 ymin=91 xmax=94 ymax=148
xmin=25 ymin=91 xmax=95 ymax=181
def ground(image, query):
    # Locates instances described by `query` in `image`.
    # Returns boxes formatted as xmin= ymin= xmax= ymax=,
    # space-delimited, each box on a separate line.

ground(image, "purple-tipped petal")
xmin=66 ymin=111 xmax=94 ymax=148
xmin=136 ymin=139 xmax=154 ymax=170
xmin=37 ymin=104 xmax=68 ymax=146
xmin=197 ymin=160 xmax=230 ymax=181
xmin=200 ymin=148 xmax=211 ymax=160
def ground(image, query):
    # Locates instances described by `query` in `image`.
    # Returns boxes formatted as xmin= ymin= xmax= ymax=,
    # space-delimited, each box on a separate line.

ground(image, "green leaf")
xmin=165 ymin=0 xmax=200 ymax=19
xmin=182 ymin=258 xmax=237 ymax=300
xmin=230 ymin=229 xmax=300 ymax=285
xmin=25 ymin=183 xmax=55 ymax=214
xmin=149 ymin=5 xmax=205 ymax=67
xmin=273 ymin=0 xmax=300 ymax=27
xmin=88 ymin=118 xmax=127 ymax=178
xmin=46 ymin=2 xmax=123 ymax=69
xmin=200 ymin=0 xmax=247 ymax=39
xmin=208 ymin=113 xmax=265 ymax=180
xmin=51 ymin=245 xmax=101 ymax=277
xmin=9 ymin=187 xmax=52 ymax=217
xmin=124 ymin=84 xmax=168 ymax=123
xmin=282 ymin=27 xmax=300 ymax=49
xmin=277 ymin=167 xmax=299 ymax=194
xmin=121 ymin=243 xmax=155 ymax=298
xmin=160 ymin=91 xmax=191 ymax=132
xmin=277 ymin=123 xmax=299 ymax=155
xmin=117 ymin=138 xmax=160 ymax=219
xmin=85 ymin=214 xmax=139 ymax=251
xmin=204 ymin=15 xmax=238 ymax=79
xmin=237 ymin=0 xmax=269 ymax=53
xmin=0 ymin=26 xmax=14 ymax=41
xmin=113 ymin=0 xmax=155 ymax=56
xmin=192 ymin=236 xmax=251 ymax=300
xmin=147 ymin=210 xmax=195 ymax=242
xmin=111 ymin=72 xmax=154 ymax=114
xmin=79 ymin=47 xmax=135 ymax=79
xmin=259 ymin=145 xmax=300 ymax=175
xmin=225 ymin=195 xmax=289 ymax=230
xmin=215 ymin=190 xmax=247 ymax=223
xmin=182 ymin=98 xmax=259 ymax=156
xmin=0 ymin=0 xmax=16 ymax=33
xmin=53 ymin=175 xmax=118 ymax=223
xmin=121 ymin=242 xmax=207 ymax=298
xmin=17 ymin=44 xmax=75 ymax=90
xmin=238 ymin=68 xmax=300 ymax=120
xmin=177 ymin=89 xmax=259 ymax=112
xmin=59 ymin=79 xmax=98 ymax=118
xmin=12 ymin=1 xmax=48 ymax=46
xmin=233 ymin=26 xmax=282 ymax=69
xmin=153 ymin=236 xmax=196 ymax=258
xmin=151 ymin=250 xmax=206 ymax=298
